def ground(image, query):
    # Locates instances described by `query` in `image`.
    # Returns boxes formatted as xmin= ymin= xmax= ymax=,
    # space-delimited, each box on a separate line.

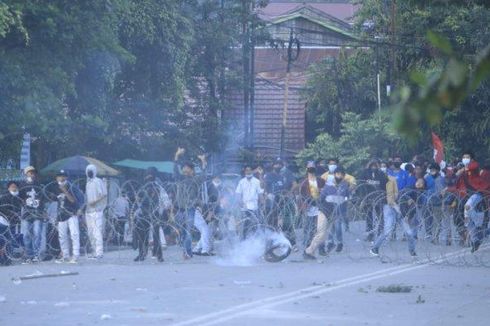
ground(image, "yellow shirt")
xmin=321 ymin=171 xmax=357 ymax=188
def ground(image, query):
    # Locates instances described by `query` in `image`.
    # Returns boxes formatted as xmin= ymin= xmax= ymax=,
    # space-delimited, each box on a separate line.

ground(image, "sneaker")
xmin=69 ymin=257 xmax=79 ymax=264
xmin=326 ymin=242 xmax=336 ymax=253
xmin=369 ymin=248 xmax=379 ymax=256
xmin=55 ymin=258 xmax=68 ymax=264
xmin=318 ymin=245 xmax=327 ymax=256
xmin=134 ymin=255 xmax=144 ymax=262
xmin=292 ymin=245 xmax=299 ymax=253
xmin=183 ymin=252 xmax=192 ymax=260
xmin=87 ymin=254 xmax=96 ymax=259
xmin=471 ymin=241 xmax=481 ymax=253
xmin=31 ymin=256 xmax=40 ymax=263
xmin=303 ymin=251 xmax=316 ymax=260
xmin=409 ymin=251 xmax=417 ymax=257
xmin=200 ymin=252 xmax=215 ymax=257
xmin=335 ymin=243 xmax=343 ymax=253
xmin=22 ymin=258 xmax=32 ymax=265
xmin=95 ymin=255 xmax=103 ymax=260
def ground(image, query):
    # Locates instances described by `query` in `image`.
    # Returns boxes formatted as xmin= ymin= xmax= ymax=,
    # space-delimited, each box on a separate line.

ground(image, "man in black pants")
xmin=134 ymin=170 xmax=166 ymax=262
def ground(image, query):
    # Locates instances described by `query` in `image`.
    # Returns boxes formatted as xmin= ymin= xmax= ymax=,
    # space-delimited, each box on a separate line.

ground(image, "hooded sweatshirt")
xmin=455 ymin=161 xmax=489 ymax=197
xmin=85 ymin=164 xmax=107 ymax=213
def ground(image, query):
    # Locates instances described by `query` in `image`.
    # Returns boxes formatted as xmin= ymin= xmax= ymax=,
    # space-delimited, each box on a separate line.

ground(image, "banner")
xmin=20 ymin=133 xmax=31 ymax=170
xmin=431 ymin=132 xmax=444 ymax=164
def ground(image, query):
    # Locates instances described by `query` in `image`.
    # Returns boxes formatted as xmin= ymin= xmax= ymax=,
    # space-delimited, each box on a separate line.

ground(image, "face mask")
xmin=87 ymin=170 xmax=94 ymax=178
xmin=58 ymin=181 xmax=67 ymax=187
xmin=328 ymin=164 xmax=337 ymax=173
xmin=307 ymin=167 xmax=316 ymax=174
xmin=245 ymin=173 xmax=253 ymax=179
xmin=380 ymin=167 xmax=387 ymax=173
xmin=212 ymin=181 xmax=221 ymax=187
xmin=9 ymin=190 xmax=19 ymax=196
xmin=26 ymin=176 xmax=33 ymax=183
xmin=462 ymin=158 xmax=470 ymax=166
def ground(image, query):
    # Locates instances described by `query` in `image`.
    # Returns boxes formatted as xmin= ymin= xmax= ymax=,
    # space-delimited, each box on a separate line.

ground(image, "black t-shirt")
xmin=53 ymin=183 xmax=80 ymax=222
xmin=0 ymin=193 xmax=23 ymax=225
xmin=19 ymin=181 xmax=45 ymax=220
xmin=265 ymin=172 xmax=285 ymax=194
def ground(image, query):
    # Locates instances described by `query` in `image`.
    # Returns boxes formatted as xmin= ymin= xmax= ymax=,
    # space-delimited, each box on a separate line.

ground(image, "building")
xmin=225 ymin=1 xmax=358 ymax=162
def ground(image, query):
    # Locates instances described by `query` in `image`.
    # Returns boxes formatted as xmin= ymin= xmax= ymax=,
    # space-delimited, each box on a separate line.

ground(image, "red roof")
xmin=258 ymin=2 xmax=358 ymax=23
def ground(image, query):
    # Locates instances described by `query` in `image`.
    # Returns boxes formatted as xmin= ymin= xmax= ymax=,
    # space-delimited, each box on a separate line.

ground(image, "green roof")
xmin=113 ymin=159 xmax=175 ymax=174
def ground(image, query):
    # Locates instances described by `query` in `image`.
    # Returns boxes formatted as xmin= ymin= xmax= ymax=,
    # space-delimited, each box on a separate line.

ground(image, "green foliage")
xmin=297 ymin=112 xmax=408 ymax=173
xmin=0 ymin=0 xmax=261 ymax=166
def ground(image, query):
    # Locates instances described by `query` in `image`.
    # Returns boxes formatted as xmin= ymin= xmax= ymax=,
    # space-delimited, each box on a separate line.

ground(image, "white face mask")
xmin=10 ymin=190 xmax=19 ymax=196
xmin=26 ymin=176 xmax=33 ymax=183
xmin=380 ymin=167 xmax=387 ymax=173
xmin=245 ymin=173 xmax=253 ymax=179
xmin=212 ymin=181 xmax=221 ymax=187
xmin=462 ymin=158 xmax=471 ymax=166
xmin=58 ymin=180 xmax=67 ymax=186
xmin=328 ymin=164 xmax=337 ymax=173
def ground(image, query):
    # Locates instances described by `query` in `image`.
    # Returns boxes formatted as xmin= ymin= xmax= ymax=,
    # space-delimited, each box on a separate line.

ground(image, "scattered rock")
xmin=376 ymin=284 xmax=412 ymax=293
xmin=416 ymin=295 xmax=426 ymax=304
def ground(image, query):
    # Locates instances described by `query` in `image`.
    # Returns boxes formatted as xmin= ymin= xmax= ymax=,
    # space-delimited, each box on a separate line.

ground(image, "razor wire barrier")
xmin=0 ymin=179 xmax=489 ymax=266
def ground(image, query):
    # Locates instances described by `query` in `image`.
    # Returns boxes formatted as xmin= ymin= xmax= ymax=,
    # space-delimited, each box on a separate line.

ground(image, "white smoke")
xmin=214 ymin=228 xmax=291 ymax=267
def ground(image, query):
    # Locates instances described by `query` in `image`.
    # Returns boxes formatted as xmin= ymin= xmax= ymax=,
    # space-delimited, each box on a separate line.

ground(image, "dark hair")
xmin=328 ymin=158 xmax=339 ymax=164
xmin=462 ymin=150 xmax=475 ymax=159
xmin=7 ymin=181 xmax=18 ymax=188
xmin=404 ymin=163 xmax=415 ymax=173
xmin=334 ymin=166 xmax=345 ymax=174
xmin=429 ymin=162 xmax=441 ymax=171
xmin=146 ymin=166 xmax=158 ymax=176
xmin=183 ymin=161 xmax=195 ymax=170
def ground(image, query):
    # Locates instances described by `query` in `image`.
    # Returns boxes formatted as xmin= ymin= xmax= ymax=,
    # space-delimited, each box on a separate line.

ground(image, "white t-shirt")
xmin=235 ymin=177 xmax=264 ymax=211
xmin=113 ymin=196 xmax=129 ymax=218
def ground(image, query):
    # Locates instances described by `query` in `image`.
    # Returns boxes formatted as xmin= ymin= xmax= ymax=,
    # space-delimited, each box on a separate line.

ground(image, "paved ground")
xmin=1 ymin=226 xmax=489 ymax=325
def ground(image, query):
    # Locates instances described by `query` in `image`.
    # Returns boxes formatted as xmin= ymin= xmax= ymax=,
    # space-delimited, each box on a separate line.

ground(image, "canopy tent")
xmin=41 ymin=155 xmax=120 ymax=177
xmin=113 ymin=159 xmax=175 ymax=174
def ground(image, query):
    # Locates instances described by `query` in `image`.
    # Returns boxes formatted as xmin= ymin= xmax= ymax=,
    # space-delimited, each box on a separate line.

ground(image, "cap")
xmin=56 ymin=170 xmax=68 ymax=177
xmin=24 ymin=166 xmax=36 ymax=174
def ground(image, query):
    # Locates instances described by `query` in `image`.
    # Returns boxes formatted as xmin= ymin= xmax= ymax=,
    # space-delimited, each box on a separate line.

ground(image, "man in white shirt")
xmin=85 ymin=164 xmax=107 ymax=259
xmin=235 ymin=165 xmax=264 ymax=239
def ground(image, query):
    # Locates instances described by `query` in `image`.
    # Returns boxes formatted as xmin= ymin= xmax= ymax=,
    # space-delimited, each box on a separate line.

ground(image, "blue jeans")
xmin=465 ymin=193 xmax=485 ymax=244
xmin=373 ymin=205 xmax=416 ymax=253
xmin=175 ymin=208 xmax=195 ymax=256
xmin=21 ymin=219 xmax=43 ymax=258
xmin=327 ymin=205 xmax=345 ymax=245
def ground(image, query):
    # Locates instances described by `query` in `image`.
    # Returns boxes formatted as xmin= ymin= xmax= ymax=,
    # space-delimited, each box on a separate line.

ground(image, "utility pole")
xmin=242 ymin=0 xmax=250 ymax=149
xmin=249 ymin=0 xmax=256 ymax=150
xmin=280 ymin=28 xmax=300 ymax=159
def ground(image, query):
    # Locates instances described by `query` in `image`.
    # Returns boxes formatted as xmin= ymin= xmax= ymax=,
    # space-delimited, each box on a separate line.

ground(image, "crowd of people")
xmin=1 ymin=148 xmax=489 ymax=266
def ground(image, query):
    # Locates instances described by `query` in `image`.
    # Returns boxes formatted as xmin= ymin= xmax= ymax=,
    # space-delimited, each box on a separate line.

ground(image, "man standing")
xmin=323 ymin=167 xmax=351 ymax=254
xmin=370 ymin=174 xmax=417 ymax=257
xmin=54 ymin=170 xmax=84 ymax=263
xmin=19 ymin=166 xmax=45 ymax=263
xmin=85 ymin=164 xmax=107 ymax=259
xmin=358 ymin=160 xmax=388 ymax=241
xmin=298 ymin=162 xmax=325 ymax=249
xmin=173 ymin=147 xmax=208 ymax=259
xmin=0 ymin=181 xmax=24 ymax=266
xmin=235 ymin=165 xmax=264 ymax=240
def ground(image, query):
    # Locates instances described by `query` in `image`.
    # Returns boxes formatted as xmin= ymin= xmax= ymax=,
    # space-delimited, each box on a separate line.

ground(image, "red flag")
xmin=432 ymin=132 xmax=444 ymax=164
